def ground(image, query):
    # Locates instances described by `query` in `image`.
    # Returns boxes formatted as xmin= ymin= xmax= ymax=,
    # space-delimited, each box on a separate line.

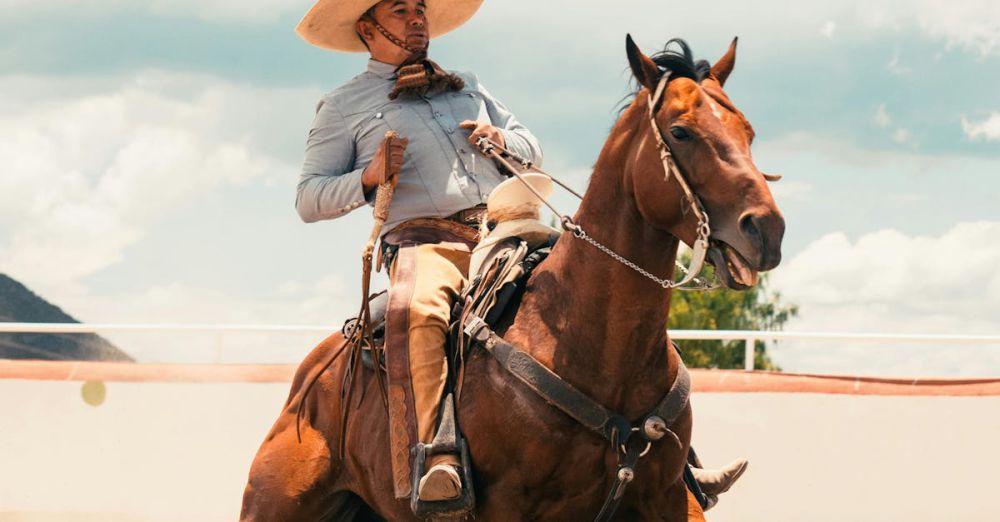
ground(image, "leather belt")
xmin=445 ymin=204 xmax=487 ymax=226
xmin=378 ymin=217 xmax=480 ymax=273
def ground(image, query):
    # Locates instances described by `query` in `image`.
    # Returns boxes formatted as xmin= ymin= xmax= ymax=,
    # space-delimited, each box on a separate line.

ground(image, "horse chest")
xmin=459 ymin=354 xmax=684 ymax=519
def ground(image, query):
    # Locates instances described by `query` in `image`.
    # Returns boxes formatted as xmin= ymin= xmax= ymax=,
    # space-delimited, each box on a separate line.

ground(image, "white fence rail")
xmin=3 ymin=323 xmax=1000 ymax=371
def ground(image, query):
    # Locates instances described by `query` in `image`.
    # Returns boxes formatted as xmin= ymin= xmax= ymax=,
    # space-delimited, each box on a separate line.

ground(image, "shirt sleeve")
xmin=475 ymin=78 xmax=544 ymax=167
xmin=295 ymin=98 xmax=371 ymax=223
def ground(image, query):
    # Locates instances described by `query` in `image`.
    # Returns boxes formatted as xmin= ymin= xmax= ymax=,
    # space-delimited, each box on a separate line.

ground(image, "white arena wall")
xmin=1 ymin=362 xmax=998 ymax=522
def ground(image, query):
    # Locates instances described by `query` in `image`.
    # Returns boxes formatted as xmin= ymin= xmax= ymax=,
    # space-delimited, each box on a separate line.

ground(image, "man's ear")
xmin=711 ymin=37 xmax=738 ymax=87
xmin=626 ymin=34 xmax=661 ymax=92
xmin=356 ymin=19 xmax=375 ymax=44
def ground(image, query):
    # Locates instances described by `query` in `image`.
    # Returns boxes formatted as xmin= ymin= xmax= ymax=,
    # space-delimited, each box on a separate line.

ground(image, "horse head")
xmin=623 ymin=35 xmax=785 ymax=290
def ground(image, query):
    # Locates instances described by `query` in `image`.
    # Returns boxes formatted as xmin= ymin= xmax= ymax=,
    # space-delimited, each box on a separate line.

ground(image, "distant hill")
xmin=0 ymin=274 xmax=133 ymax=361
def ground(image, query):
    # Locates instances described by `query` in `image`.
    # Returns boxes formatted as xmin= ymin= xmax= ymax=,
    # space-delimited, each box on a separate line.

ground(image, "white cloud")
xmin=861 ymin=0 xmax=1000 ymax=57
xmin=886 ymin=52 xmax=910 ymax=75
xmin=869 ymin=104 xmax=911 ymax=144
xmin=874 ymin=103 xmax=891 ymax=128
xmin=770 ymin=222 xmax=1000 ymax=375
xmin=0 ymin=71 xmax=317 ymax=295
xmin=768 ymin=180 xmax=813 ymax=201
xmin=147 ymin=0 xmax=307 ymax=23
xmin=821 ymin=21 xmax=837 ymax=39
xmin=961 ymin=112 xmax=1000 ymax=142
xmin=4 ymin=0 xmax=307 ymax=23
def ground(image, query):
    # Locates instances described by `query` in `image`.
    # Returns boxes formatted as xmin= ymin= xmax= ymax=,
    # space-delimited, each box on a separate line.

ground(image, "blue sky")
xmin=1 ymin=0 xmax=999 ymax=374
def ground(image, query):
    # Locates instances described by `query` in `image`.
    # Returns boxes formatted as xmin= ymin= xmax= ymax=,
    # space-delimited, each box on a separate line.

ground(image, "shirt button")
xmin=446 ymin=128 xmax=454 ymax=134
xmin=434 ymin=112 xmax=442 ymax=118
xmin=459 ymin=148 xmax=467 ymax=154
xmin=375 ymin=112 xmax=383 ymax=119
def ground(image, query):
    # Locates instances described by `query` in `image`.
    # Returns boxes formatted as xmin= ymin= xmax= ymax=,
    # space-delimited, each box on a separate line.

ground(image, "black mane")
xmin=649 ymin=38 xmax=712 ymax=83
xmin=619 ymin=38 xmax=711 ymax=114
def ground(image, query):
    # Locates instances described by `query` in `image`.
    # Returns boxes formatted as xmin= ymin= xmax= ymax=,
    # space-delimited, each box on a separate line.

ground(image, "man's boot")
xmin=417 ymin=453 xmax=462 ymax=501
xmin=691 ymin=458 xmax=748 ymax=510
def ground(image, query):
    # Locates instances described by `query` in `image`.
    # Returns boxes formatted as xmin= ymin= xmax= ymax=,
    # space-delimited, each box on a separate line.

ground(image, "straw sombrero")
xmin=485 ymin=173 xmax=553 ymax=217
xmin=296 ymin=0 xmax=484 ymax=52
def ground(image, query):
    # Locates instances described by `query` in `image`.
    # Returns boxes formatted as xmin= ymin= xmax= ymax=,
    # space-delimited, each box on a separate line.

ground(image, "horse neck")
xmin=521 ymin=105 xmax=681 ymax=408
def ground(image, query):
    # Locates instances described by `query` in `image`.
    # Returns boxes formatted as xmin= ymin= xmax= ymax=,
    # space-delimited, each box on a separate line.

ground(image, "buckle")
xmin=448 ymin=205 xmax=486 ymax=226
xmin=462 ymin=315 xmax=490 ymax=343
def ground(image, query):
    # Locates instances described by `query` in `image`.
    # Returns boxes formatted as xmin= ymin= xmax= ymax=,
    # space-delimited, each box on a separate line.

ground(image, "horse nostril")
xmin=739 ymin=214 xmax=761 ymax=245
xmin=738 ymin=211 xmax=785 ymax=270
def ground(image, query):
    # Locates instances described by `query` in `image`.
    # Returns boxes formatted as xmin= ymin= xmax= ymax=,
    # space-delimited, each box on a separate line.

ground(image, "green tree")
xmin=668 ymin=261 xmax=798 ymax=371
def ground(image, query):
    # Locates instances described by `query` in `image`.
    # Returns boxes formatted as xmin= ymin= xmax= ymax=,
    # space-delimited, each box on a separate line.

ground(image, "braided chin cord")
xmin=369 ymin=20 xmax=464 ymax=99
xmin=372 ymin=19 xmax=422 ymax=55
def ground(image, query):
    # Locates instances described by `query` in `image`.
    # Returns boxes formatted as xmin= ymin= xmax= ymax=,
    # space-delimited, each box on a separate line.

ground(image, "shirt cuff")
xmin=338 ymin=167 xmax=368 ymax=208
xmin=329 ymin=168 xmax=371 ymax=216
xmin=499 ymin=129 xmax=535 ymax=165
xmin=358 ymin=169 xmax=378 ymax=205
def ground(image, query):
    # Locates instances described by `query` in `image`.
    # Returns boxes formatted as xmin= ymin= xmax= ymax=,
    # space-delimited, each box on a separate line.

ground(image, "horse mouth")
xmin=707 ymin=241 xmax=758 ymax=290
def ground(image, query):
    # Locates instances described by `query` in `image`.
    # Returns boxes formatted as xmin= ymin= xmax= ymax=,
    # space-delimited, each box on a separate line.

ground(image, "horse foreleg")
xmin=240 ymin=406 xmax=347 ymax=521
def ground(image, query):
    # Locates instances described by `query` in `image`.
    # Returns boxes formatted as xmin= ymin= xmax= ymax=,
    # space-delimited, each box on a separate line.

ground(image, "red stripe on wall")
xmin=2 ymin=360 xmax=1000 ymax=396
xmin=0 ymin=360 xmax=296 ymax=383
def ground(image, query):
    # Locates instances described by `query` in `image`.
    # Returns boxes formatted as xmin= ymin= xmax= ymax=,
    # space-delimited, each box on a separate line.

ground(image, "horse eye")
xmin=669 ymin=126 xmax=692 ymax=141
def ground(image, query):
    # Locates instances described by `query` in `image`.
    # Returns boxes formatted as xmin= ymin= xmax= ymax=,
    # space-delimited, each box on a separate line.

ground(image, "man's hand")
xmin=459 ymin=120 xmax=505 ymax=150
xmin=362 ymin=133 xmax=409 ymax=195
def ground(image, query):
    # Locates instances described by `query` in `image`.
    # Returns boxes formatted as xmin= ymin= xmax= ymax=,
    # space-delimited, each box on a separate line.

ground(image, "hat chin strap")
xmin=371 ymin=19 xmax=426 ymax=59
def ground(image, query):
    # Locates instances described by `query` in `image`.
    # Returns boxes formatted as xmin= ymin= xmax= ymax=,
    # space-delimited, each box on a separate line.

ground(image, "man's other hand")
xmin=362 ymin=133 xmax=409 ymax=194
xmin=460 ymin=120 xmax=505 ymax=149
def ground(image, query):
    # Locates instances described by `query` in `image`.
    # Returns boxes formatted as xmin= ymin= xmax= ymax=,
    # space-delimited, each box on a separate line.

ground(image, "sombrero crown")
xmin=297 ymin=0 xmax=484 ymax=52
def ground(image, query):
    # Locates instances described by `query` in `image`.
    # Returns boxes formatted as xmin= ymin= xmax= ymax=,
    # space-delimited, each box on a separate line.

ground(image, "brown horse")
xmin=241 ymin=36 xmax=784 ymax=521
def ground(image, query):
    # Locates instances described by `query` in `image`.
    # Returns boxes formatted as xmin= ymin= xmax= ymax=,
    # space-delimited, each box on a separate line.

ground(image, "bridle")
xmin=476 ymin=72 xmax=716 ymax=290
xmin=644 ymin=73 xmax=712 ymax=287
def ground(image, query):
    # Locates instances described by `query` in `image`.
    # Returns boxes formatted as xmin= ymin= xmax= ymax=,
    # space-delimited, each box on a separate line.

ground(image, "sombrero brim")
xmin=486 ymin=173 xmax=554 ymax=215
xmin=296 ymin=0 xmax=484 ymax=53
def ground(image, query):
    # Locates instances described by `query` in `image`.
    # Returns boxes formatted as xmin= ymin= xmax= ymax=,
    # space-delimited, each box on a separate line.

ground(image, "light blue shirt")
xmin=295 ymin=59 xmax=543 ymax=233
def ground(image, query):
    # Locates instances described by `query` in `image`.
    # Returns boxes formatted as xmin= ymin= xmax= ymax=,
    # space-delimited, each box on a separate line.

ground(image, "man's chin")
xmin=407 ymin=37 xmax=428 ymax=50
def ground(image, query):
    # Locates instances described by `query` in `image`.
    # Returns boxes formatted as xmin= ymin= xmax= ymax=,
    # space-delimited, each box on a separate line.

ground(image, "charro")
xmin=240 ymin=2 xmax=768 ymax=520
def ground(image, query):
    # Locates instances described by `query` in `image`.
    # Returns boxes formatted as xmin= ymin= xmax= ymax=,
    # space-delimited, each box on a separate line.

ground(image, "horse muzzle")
xmin=707 ymin=209 xmax=785 ymax=290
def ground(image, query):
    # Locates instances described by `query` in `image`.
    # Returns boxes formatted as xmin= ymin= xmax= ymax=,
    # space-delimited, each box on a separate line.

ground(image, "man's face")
xmin=366 ymin=0 xmax=429 ymax=52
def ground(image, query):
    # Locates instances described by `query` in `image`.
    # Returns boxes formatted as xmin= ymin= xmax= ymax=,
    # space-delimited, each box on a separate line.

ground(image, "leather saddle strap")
xmin=483 ymin=333 xmax=613 ymax=437
xmin=481 ymin=332 xmax=691 ymax=443
xmin=649 ymin=358 xmax=692 ymax=428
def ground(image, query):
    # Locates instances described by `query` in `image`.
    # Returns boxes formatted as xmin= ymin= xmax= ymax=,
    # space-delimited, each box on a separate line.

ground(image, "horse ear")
xmin=626 ymin=34 xmax=660 ymax=91
xmin=711 ymin=37 xmax=738 ymax=86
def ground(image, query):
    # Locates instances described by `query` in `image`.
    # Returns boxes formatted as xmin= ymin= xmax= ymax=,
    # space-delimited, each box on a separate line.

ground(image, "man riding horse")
xmin=266 ymin=0 xmax=746 ymax=516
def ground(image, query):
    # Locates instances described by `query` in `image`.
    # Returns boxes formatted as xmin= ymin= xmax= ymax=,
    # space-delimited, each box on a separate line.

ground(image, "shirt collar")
xmin=367 ymin=59 xmax=398 ymax=80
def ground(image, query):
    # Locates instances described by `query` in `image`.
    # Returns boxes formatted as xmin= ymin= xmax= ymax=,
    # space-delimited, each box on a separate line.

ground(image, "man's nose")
xmin=408 ymin=14 xmax=425 ymax=27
